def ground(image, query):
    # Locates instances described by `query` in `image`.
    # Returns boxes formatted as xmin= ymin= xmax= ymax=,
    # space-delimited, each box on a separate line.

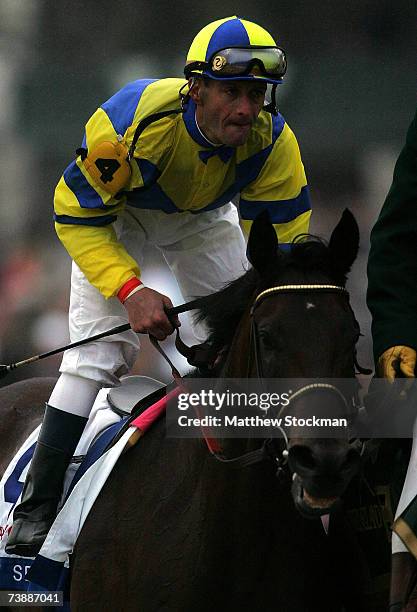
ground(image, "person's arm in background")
xmin=367 ymin=109 xmax=417 ymax=381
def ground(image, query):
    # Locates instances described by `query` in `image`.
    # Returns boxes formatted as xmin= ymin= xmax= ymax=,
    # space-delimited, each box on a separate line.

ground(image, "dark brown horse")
xmin=0 ymin=379 xmax=55 ymax=478
xmin=0 ymin=211 xmax=390 ymax=610
xmin=65 ymin=209 xmax=385 ymax=611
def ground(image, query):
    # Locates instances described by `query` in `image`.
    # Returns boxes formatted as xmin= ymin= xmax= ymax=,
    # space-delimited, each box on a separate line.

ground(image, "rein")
xmin=154 ymin=283 xmax=365 ymax=471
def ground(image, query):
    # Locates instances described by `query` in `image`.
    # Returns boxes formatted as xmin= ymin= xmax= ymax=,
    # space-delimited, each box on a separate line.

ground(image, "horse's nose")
xmin=288 ymin=442 xmax=360 ymax=498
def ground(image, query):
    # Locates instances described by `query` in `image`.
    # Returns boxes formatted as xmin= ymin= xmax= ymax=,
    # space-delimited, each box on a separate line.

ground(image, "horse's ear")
xmin=247 ymin=210 xmax=279 ymax=273
xmin=328 ymin=209 xmax=359 ymax=278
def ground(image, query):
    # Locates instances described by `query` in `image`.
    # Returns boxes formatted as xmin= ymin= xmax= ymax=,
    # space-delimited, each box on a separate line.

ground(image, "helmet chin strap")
xmin=179 ymin=80 xmax=193 ymax=109
xmin=264 ymin=83 xmax=278 ymax=115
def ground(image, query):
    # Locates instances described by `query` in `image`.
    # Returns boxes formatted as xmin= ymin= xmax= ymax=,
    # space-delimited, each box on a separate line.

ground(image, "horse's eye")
xmin=258 ymin=330 xmax=275 ymax=349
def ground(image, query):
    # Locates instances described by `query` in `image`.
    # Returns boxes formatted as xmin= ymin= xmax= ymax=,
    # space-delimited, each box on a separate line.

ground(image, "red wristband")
xmin=117 ymin=278 xmax=143 ymax=303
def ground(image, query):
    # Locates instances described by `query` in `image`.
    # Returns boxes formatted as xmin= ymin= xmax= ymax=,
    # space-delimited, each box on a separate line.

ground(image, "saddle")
xmin=107 ymin=375 xmax=165 ymax=417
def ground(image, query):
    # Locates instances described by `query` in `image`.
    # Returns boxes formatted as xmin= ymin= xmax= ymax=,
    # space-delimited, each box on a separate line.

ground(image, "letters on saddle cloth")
xmin=0 ymin=426 xmax=40 ymax=588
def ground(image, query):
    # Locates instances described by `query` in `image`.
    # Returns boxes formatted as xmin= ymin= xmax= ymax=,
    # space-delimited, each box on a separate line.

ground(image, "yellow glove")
xmin=378 ymin=346 xmax=416 ymax=383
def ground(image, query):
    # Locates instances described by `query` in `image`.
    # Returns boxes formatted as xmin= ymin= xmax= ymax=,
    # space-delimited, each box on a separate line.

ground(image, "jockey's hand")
xmin=378 ymin=345 xmax=416 ymax=383
xmin=123 ymin=287 xmax=180 ymax=341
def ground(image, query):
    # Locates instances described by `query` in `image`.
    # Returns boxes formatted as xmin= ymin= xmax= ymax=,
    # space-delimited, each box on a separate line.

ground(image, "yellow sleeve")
xmin=240 ymin=122 xmax=311 ymax=244
xmin=54 ymin=106 xmax=145 ymax=298
xmin=55 ymin=223 xmax=140 ymax=298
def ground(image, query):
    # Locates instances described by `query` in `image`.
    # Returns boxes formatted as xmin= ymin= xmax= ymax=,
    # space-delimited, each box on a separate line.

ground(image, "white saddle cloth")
xmin=0 ymin=375 xmax=164 ymax=565
xmin=392 ymin=418 xmax=417 ymax=554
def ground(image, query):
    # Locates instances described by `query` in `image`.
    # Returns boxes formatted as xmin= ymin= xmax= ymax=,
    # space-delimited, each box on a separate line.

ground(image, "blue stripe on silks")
xmin=271 ymin=113 xmax=285 ymax=143
xmin=239 ymin=185 xmax=311 ymax=223
xmin=192 ymin=144 xmax=275 ymax=214
xmin=135 ymin=158 xmax=161 ymax=186
xmin=101 ymin=79 xmax=157 ymax=135
xmin=126 ymin=133 xmax=281 ymax=215
xmin=129 ymin=159 xmax=178 ymax=212
xmin=63 ymin=161 xmax=106 ymax=209
xmin=127 ymin=183 xmax=181 ymax=213
xmin=206 ymin=18 xmax=250 ymax=60
xmin=54 ymin=213 xmax=117 ymax=226
xmin=236 ymin=144 xmax=274 ymax=184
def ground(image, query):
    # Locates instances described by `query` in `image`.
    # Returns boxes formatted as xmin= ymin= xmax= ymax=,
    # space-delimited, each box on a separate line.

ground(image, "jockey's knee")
xmin=49 ymin=339 xmax=139 ymax=418
xmin=60 ymin=339 xmax=139 ymax=387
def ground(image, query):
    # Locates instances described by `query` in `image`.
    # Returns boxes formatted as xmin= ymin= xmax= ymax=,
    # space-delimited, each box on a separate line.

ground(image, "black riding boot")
xmin=5 ymin=404 xmax=87 ymax=557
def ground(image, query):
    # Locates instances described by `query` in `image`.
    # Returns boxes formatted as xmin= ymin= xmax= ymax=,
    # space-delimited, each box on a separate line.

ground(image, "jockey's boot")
xmin=5 ymin=404 xmax=87 ymax=557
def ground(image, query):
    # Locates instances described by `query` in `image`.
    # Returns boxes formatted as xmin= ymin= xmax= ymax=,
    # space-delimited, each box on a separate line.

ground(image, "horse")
xmin=0 ymin=210 xmax=389 ymax=610
xmin=0 ymin=378 xmax=56 ymax=478
xmin=66 ymin=209 xmax=384 ymax=611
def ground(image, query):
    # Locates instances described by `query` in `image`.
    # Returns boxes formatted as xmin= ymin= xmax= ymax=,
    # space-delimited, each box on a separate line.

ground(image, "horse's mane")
xmin=195 ymin=236 xmax=335 ymax=350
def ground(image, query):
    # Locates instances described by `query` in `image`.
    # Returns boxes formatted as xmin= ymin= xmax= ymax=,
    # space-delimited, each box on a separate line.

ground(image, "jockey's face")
xmin=190 ymin=78 xmax=267 ymax=147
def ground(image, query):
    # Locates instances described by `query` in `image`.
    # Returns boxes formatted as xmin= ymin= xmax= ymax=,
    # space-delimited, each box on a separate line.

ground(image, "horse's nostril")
xmin=289 ymin=445 xmax=316 ymax=474
xmin=289 ymin=444 xmax=359 ymax=478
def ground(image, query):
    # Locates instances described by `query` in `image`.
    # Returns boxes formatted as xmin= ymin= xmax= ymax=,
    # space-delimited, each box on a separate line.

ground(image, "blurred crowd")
xmin=0 ymin=0 xmax=416 ymax=387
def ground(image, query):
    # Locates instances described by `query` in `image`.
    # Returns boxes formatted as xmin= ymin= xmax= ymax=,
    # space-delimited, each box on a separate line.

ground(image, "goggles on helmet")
xmin=184 ymin=46 xmax=287 ymax=81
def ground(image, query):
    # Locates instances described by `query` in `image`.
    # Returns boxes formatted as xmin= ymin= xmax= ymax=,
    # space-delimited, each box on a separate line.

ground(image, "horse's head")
xmin=197 ymin=209 xmax=363 ymax=517
xmin=245 ymin=208 xmax=360 ymax=380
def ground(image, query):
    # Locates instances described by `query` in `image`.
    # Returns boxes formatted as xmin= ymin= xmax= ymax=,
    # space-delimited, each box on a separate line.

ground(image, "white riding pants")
xmin=49 ymin=204 xmax=248 ymax=417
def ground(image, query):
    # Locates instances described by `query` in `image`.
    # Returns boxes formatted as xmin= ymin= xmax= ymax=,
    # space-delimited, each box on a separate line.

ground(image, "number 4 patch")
xmin=94 ymin=158 xmax=121 ymax=184
xmin=81 ymin=140 xmax=132 ymax=196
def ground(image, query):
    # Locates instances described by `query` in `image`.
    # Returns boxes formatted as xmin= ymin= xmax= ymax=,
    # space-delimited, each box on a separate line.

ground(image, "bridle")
xmin=214 ymin=283 xmax=364 ymax=470
xmin=249 ymin=284 xmax=350 ymax=379
xmin=159 ymin=283 xmax=368 ymax=472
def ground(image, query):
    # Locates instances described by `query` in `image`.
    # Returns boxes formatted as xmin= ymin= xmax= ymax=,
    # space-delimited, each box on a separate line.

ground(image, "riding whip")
xmin=0 ymin=323 xmax=132 ymax=379
xmin=0 ymin=298 xmax=204 ymax=380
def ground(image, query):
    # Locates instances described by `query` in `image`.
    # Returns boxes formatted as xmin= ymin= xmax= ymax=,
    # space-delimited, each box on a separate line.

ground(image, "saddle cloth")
xmin=0 ymin=375 xmax=172 ymax=593
xmin=392 ymin=417 xmax=417 ymax=557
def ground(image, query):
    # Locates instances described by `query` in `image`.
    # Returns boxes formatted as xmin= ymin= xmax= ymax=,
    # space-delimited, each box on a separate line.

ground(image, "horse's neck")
xmin=221 ymin=306 xmax=253 ymax=378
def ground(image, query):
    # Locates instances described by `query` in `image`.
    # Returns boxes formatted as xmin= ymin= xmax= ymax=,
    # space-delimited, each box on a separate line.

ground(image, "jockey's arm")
xmin=54 ymin=107 xmax=176 ymax=340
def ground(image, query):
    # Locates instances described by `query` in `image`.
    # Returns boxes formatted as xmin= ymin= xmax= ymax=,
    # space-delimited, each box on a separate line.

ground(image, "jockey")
xmin=6 ymin=15 xmax=311 ymax=556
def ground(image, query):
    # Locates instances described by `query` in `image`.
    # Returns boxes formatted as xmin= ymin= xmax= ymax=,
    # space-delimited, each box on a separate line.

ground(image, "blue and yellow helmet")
xmin=184 ymin=16 xmax=287 ymax=86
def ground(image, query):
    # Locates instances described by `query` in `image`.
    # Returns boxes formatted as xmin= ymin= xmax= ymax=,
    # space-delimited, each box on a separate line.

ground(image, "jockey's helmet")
xmin=184 ymin=16 xmax=287 ymax=86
